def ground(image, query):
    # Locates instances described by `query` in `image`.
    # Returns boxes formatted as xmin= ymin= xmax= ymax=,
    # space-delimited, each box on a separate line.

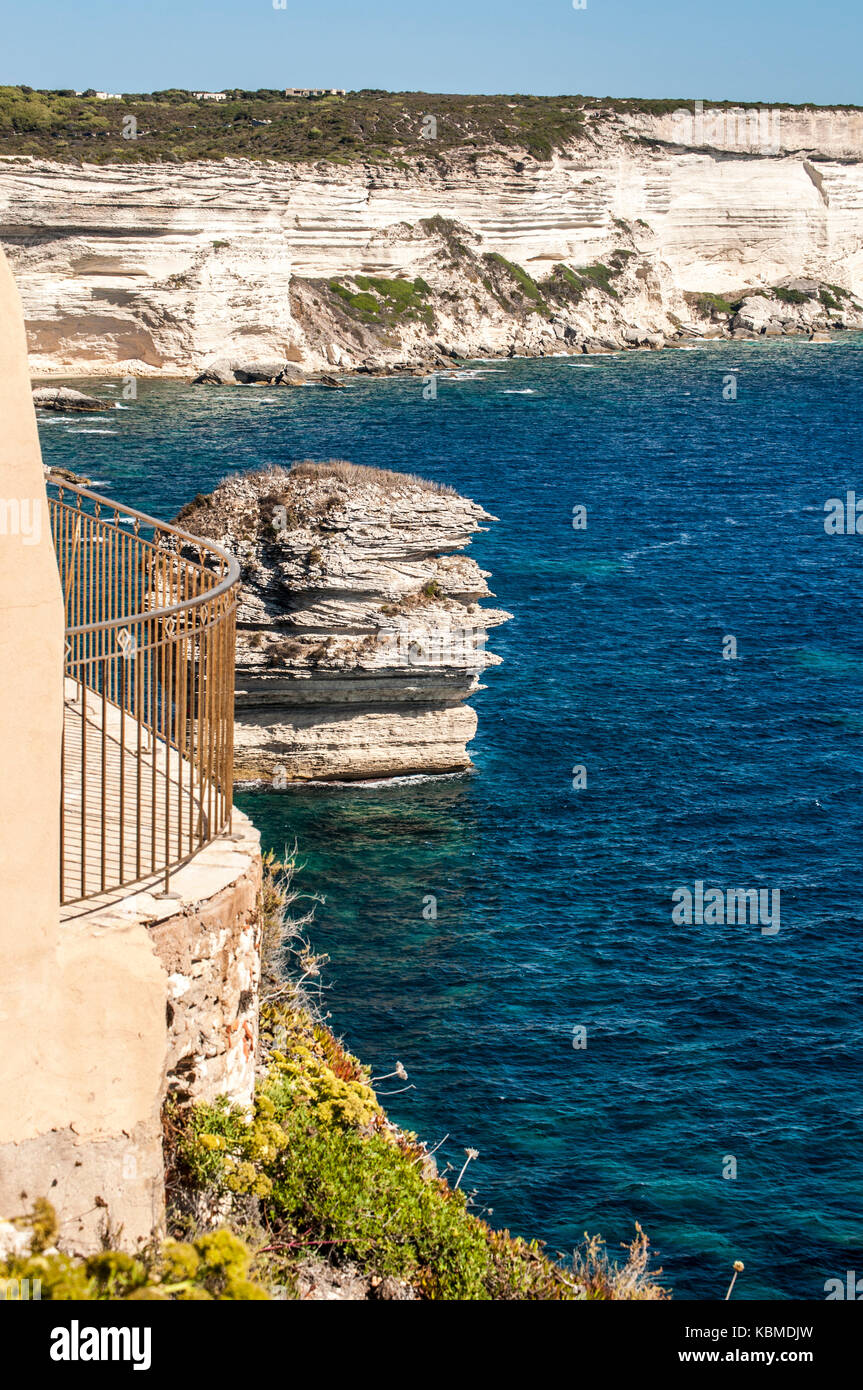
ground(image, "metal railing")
xmin=48 ymin=478 xmax=240 ymax=906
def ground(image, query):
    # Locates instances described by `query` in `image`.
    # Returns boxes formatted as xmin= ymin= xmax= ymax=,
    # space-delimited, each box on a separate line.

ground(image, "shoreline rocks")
xmin=175 ymin=461 xmax=509 ymax=783
xmin=191 ymin=359 xmax=349 ymax=389
xmin=31 ymin=386 xmax=112 ymax=412
xmin=192 ymin=358 xmax=306 ymax=387
xmin=191 ymin=268 xmax=861 ymax=386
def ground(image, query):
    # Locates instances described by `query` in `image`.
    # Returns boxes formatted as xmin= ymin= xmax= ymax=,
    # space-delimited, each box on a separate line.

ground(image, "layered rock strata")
xmin=5 ymin=103 xmax=863 ymax=374
xmin=176 ymin=462 xmax=509 ymax=782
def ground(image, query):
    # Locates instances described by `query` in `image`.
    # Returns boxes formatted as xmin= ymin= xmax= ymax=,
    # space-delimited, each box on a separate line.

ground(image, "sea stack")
xmin=177 ymin=461 xmax=509 ymax=781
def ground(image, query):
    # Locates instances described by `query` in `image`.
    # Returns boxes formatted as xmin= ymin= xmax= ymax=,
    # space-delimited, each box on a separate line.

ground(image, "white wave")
xmin=502 ymin=388 xmax=535 ymax=394
xmin=340 ymin=769 xmax=473 ymax=787
xmin=622 ymin=533 xmax=691 ymax=563
xmin=236 ymin=769 xmax=473 ymax=791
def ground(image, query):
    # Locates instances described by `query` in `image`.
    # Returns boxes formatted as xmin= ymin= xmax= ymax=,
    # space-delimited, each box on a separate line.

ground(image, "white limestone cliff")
xmin=175 ymin=462 xmax=510 ymax=782
xmin=3 ymin=105 xmax=863 ymax=375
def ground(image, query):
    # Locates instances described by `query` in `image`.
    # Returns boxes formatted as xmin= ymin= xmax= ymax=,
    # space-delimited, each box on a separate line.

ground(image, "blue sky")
xmin=1 ymin=0 xmax=860 ymax=105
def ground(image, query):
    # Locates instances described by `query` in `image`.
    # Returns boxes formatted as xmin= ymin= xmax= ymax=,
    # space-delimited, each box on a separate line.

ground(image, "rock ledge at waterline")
xmin=177 ymin=462 xmax=510 ymax=782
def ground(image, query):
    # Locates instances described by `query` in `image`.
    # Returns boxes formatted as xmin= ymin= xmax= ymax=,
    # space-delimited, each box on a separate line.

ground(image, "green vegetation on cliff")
xmin=0 ymin=87 xmax=590 ymax=163
xmin=327 ymin=275 xmax=434 ymax=328
xmin=2 ymin=87 xmax=859 ymax=166
xmin=483 ymin=253 xmax=546 ymax=306
xmin=687 ymin=291 xmax=735 ymax=316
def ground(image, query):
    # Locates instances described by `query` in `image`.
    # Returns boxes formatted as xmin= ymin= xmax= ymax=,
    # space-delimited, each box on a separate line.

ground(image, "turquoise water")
xmin=41 ymin=339 xmax=863 ymax=1299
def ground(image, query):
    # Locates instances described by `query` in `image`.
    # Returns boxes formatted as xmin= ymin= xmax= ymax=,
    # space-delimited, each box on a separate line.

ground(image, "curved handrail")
xmin=48 ymin=476 xmax=241 ymax=632
xmin=48 ymin=475 xmax=240 ymax=908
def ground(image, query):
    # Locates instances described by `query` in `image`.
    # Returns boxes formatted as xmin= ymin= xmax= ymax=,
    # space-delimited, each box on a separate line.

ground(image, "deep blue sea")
xmin=40 ymin=340 xmax=863 ymax=1300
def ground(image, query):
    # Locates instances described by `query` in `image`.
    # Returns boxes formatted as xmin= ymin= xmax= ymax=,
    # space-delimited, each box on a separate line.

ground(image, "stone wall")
xmin=148 ymin=815 xmax=263 ymax=1108
xmin=0 ymin=812 xmax=262 ymax=1254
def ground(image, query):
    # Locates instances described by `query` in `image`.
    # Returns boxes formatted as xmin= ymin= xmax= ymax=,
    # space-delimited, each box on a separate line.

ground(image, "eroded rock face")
xmin=729 ymin=285 xmax=857 ymax=337
xmin=5 ymin=111 xmax=863 ymax=375
xmin=176 ymin=462 xmax=509 ymax=782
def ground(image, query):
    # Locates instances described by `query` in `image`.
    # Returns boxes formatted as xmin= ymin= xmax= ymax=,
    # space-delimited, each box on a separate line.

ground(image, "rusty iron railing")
xmin=48 ymin=478 xmax=239 ymax=906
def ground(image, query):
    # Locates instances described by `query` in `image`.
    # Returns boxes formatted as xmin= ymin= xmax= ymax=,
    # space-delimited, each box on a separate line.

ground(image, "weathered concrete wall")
xmin=0 ymin=242 xmax=65 ymax=1061
xmin=0 ymin=244 xmax=169 ymax=1253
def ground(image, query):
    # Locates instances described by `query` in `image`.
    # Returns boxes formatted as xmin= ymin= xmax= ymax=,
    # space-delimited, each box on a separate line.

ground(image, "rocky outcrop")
xmin=192 ymin=358 xmax=306 ymax=386
xmin=176 ymin=462 xmax=509 ymax=782
xmin=675 ymin=280 xmax=863 ymax=342
xmin=31 ymin=385 xmax=112 ymax=411
xmin=728 ymin=282 xmax=856 ymax=336
xmin=289 ymin=233 xmax=863 ymax=366
xmin=5 ymin=104 xmax=863 ymax=374
xmin=286 ymin=222 xmax=684 ymax=367
xmin=191 ymin=358 xmax=348 ymax=388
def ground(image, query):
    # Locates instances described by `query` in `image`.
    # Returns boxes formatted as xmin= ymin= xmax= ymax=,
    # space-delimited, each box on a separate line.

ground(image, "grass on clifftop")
xmin=176 ymin=461 xmax=459 ymax=537
xmin=287 ymin=459 xmax=456 ymax=494
xmin=175 ymin=461 xmax=463 ymax=556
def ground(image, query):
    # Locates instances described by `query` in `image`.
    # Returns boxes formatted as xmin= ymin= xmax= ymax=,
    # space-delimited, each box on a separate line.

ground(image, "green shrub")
xmin=577 ymin=262 xmax=621 ymax=299
xmin=483 ymin=252 xmax=546 ymax=308
xmin=0 ymin=1210 xmax=269 ymax=1300
xmin=0 ymin=88 xmax=856 ymax=166
xmin=327 ymin=275 xmax=434 ymax=327
xmin=173 ymin=1003 xmax=577 ymax=1299
xmin=542 ymin=263 xmax=585 ymax=304
xmin=689 ymin=291 xmax=734 ymax=316
xmin=420 ymin=216 xmax=472 ymax=260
